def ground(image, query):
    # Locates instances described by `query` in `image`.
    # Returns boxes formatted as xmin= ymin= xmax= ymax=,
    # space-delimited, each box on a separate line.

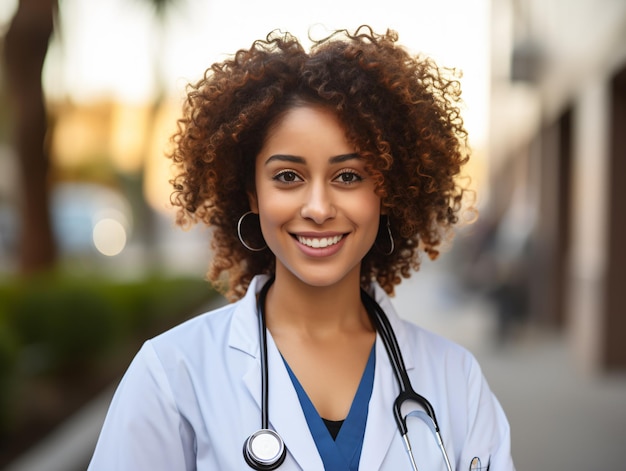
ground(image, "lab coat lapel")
xmin=266 ymin=333 xmax=324 ymax=469
xmin=240 ymin=330 xmax=323 ymax=469
xmin=359 ymin=335 xmax=399 ymax=469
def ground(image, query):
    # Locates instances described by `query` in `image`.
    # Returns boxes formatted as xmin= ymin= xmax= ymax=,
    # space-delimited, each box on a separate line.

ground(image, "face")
xmin=249 ymin=105 xmax=381 ymax=289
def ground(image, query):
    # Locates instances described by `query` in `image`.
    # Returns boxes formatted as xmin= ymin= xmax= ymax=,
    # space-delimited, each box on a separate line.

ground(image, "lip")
xmin=291 ymin=231 xmax=348 ymax=257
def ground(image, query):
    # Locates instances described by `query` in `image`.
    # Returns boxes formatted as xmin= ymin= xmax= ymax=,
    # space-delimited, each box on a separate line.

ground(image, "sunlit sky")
xmin=2 ymin=0 xmax=490 ymax=146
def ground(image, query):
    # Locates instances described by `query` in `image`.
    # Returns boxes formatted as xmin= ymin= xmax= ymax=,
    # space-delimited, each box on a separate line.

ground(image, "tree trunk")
xmin=3 ymin=0 xmax=58 ymax=274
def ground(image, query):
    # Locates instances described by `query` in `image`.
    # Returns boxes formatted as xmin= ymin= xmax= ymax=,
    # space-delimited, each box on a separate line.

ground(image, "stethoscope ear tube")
xmin=244 ymin=277 xmax=287 ymax=470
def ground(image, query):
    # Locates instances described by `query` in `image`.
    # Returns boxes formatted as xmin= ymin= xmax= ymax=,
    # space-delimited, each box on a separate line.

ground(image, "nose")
xmin=300 ymin=182 xmax=336 ymax=224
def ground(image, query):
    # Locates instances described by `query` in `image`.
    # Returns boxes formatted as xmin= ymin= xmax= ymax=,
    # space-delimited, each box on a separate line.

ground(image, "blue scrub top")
xmin=284 ymin=346 xmax=376 ymax=470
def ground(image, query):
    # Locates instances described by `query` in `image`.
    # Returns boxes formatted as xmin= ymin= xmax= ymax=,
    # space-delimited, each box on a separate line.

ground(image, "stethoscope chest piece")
xmin=243 ymin=428 xmax=286 ymax=470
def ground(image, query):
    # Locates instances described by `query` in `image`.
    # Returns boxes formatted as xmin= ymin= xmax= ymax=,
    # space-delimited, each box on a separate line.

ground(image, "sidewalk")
xmin=6 ymin=259 xmax=626 ymax=471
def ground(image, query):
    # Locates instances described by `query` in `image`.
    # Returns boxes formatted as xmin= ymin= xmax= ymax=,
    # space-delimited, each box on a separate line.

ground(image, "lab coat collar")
xmin=229 ymin=275 xmax=412 ymax=469
xmin=228 ymin=274 xmax=269 ymax=358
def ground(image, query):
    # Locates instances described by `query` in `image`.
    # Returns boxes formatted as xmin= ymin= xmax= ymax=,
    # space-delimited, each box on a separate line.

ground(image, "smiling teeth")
xmin=297 ymin=235 xmax=343 ymax=248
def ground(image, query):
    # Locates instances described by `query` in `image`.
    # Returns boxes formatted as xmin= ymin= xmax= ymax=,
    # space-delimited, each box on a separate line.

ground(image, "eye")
xmin=334 ymin=171 xmax=363 ymax=184
xmin=273 ymin=170 xmax=302 ymax=184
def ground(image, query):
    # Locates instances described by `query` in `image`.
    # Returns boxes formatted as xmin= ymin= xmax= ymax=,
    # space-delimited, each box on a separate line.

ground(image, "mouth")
xmin=295 ymin=234 xmax=344 ymax=249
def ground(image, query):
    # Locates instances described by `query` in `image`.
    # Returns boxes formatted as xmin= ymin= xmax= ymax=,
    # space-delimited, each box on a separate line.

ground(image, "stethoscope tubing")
xmin=258 ymin=280 xmax=270 ymax=429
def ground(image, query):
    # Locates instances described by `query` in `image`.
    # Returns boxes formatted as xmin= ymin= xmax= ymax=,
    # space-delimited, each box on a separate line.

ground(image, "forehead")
xmin=260 ymin=105 xmax=353 ymax=157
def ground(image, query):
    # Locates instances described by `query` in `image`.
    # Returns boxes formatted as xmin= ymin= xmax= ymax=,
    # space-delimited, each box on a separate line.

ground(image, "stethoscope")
xmin=243 ymin=277 xmax=453 ymax=471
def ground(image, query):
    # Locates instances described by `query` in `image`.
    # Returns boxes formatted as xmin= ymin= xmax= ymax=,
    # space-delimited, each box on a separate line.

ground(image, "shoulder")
xmin=399 ymin=318 xmax=483 ymax=377
xmin=402 ymin=319 xmax=477 ymax=363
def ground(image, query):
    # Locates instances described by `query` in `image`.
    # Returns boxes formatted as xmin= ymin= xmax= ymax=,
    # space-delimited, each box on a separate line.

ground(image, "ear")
xmin=248 ymin=191 xmax=259 ymax=213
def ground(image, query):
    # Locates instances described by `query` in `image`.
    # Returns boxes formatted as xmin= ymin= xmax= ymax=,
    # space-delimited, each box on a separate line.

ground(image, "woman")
xmin=88 ymin=26 xmax=515 ymax=470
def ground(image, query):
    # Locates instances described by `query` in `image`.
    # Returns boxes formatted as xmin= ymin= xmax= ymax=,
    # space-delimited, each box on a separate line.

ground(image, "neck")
xmin=265 ymin=267 xmax=371 ymax=337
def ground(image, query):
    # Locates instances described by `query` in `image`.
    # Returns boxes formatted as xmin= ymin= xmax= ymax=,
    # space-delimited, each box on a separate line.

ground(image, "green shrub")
xmin=11 ymin=284 xmax=119 ymax=373
xmin=0 ymin=273 xmax=217 ymax=436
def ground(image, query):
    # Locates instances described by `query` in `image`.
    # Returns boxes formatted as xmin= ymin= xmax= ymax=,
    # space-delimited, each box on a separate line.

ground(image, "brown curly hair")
xmin=168 ymin=25 xmax=471 ymax=300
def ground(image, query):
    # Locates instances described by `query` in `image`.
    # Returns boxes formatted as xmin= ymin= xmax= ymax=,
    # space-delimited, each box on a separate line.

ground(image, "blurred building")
xmin=489 ymin=0 xmax=626 ymax=372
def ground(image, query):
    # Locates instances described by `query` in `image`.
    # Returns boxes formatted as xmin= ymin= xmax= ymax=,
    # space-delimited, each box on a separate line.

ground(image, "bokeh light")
xmin=92 ymin=217 xmax=127 ymax=257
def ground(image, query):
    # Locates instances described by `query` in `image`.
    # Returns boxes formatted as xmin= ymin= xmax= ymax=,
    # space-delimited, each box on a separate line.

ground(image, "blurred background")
xmin=0 ymin=0 xmax=625 ymax=470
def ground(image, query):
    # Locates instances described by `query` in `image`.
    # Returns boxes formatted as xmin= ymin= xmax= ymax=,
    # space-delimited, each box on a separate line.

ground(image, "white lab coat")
xmin=88 ymin=275 xmax=515 ymax=470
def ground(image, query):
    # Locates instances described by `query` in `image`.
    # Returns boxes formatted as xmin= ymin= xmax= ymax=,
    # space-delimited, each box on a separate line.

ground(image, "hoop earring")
xmin=376 ymin=216 xmax=395 ymax=256
xmin=237 ymin=211 xmax=267 ymax=252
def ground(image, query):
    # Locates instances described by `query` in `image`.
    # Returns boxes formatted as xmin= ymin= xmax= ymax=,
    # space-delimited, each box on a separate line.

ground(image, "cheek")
xmin=256 ymin=194 xmax=294 ymax=237
xmin=349 ymin=192 xmax=382 ymax=233
xmin=257 ymin=185 xmax=293 ymax=214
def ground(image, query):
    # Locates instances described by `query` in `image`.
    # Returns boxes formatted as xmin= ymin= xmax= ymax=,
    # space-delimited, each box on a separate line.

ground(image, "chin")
xmin=292 ymin=268 xmax=359 ymax=290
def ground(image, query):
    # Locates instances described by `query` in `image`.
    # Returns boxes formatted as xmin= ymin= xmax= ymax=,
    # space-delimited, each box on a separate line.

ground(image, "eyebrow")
xmin=264 ymin=153 xmax=360 ymax=165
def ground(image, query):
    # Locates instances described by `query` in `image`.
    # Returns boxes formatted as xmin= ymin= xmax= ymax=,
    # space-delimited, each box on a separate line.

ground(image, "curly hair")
xmin=168 ymin=25 xmax=471 ymax=300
